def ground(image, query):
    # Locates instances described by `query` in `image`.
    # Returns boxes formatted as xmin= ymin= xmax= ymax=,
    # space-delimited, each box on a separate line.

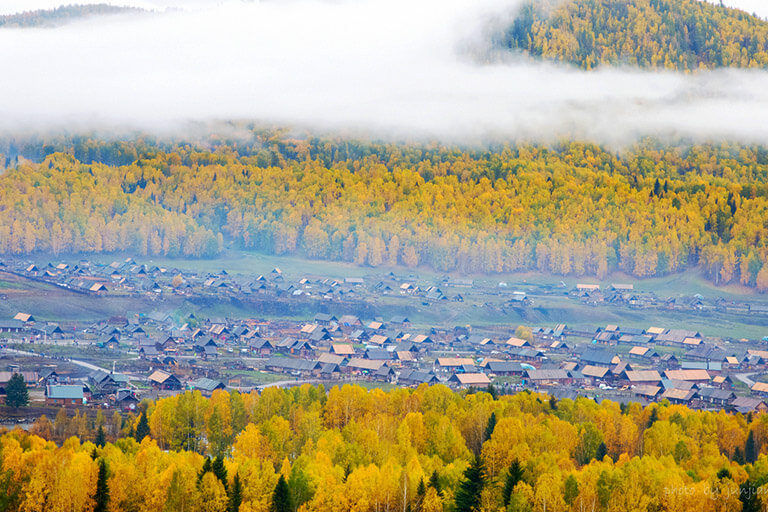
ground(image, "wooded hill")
xmin=499 ymin=0 xmax=768 ymax=70
xmin=0 ymin=5 xmax=145 ymax=28
xmin=2 ymin=134 xmax=768 ymax=287
xmin=4 ymin=385 xmax=768 ymax=511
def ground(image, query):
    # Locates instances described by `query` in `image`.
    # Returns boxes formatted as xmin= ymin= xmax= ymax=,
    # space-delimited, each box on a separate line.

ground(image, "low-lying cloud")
xmin=2 ymin=0 xmax=768 ymax=144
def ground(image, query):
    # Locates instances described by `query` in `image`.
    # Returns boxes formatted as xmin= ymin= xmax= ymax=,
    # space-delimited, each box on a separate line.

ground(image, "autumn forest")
xmin=4 ymin=385 xmax=768 ymax=512
xmin=1 ymin=134 xmax=768 ymax=288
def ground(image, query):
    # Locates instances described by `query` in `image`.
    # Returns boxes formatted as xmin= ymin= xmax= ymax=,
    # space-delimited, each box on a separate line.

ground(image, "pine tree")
xmin=94 ymin=459 xmax=110 ymax=512
xmin=198 ymin=457 xmax=212 ymax=485
xmin=414 ymin=479 xmax=426 ymax=512
xmin=483 ymin=412 xmax=497 ymax=443
xmin=502 ymin=460 xmax=523 ymax=507
xmin=596 ymin=441 xmax=608 ymax=461
xmin=454 ymin=457 xmax=484 ymax=512
xmin=746 ymin=430 xmax=758 ymax=464
xmin=428 ymin=470 xmax=442 ymax=497
xmin=135 ymin=411 xmax=150 ymax=442
xmin=229 ymin=474 xmax=242 ymax=512
xmin=212 ymin=456 xmax=228 ymax=490
xmin=6 ymin=373 xmax=28 ymax=408
xmin=271 ymin=475 xmax=291 ymax=512
xmin=741 ymin=480 xmax=761 ymax=512
xmin=734 ymin=447 xmax=746 ymax=465
xmin=647 ymin=407 xmax=658 ymax=427
xmin=95 ymin=425 xmax=106 ymax=448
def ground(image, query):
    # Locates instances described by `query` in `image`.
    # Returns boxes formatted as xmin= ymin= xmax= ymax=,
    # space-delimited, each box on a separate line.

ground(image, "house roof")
xmin=346 ymin=358 xmax=386 ymax=371
xmin=486 ymin=361 xmax=525 ymax=373
xmin=732 ymin=397 xmax=767 ymax=411
xmin=580 ymin=349 xmax=620 ymax=366
xmin=369 ymin=334 xmax=391 ymax=345
xmin=331 ymin=344 xmax=355 ymax=355
xmin=365 ymin=349 xmax=393 ymax=360
xmin=525 ymin=369 xmax=571 ymax=381
xmin=697 ymin=388 xmax=735 ymax=401
xmin=399 ymin=370 xmax=439 ymax=384
xmin=622 ymin=370 xmax=662 ymax=383
xmin=505 ymin=337 xmax=530 ymax=347
xmin=148 ymin=370 xmax=176 ymax=384
xmin=191 ymin=378 xmax=225 ymax=392
xmin=581 ymin=365 xmax=609 ymax=379
xmin=661 ymin=388 xmax=696 ymax=402
xmin=47 ymin=384 xmax=84 ymax=400
xmin=436 ymin=357 xmax=474 ymax=367
xmin=318 ymin=353 xmax=345 ymax=365
xmin=450 ymin=373 xmax=491 ymax=385
xmin=633 ymin=385 xmax=661 ymax=397
xmin=265 ymin=357 xmax=320 ymax=372
xmin=663 ymin=369 xmax=710 ymax=381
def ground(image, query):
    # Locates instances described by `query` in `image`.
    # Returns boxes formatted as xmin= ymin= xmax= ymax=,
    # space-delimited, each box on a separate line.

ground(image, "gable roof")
xmin=581 ymin=365 xmax=609 ymax=379
xmin=663 ymin=369 xmax=710 ymax=381
xmin=436 ymin=357 xmax=474 ymax=367
xmin=148 ymin=370 xmax=177 ymax=384
xmin=622 ymin=370 xmax=662 ymax=383
xmin=46 ymin=384 xmax=84 ymax=400
xmin=346 ymin=358 xmax=386 ymax=371
xmin=449 ymin=373 xmax=491 ymax=385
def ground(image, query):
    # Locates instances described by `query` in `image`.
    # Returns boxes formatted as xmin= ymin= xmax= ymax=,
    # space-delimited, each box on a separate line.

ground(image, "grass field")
xmin=10 ymin=250 xmax=768 ymax=339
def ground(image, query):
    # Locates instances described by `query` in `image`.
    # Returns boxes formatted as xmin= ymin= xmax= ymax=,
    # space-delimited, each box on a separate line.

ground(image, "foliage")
xmin=502 ymin=460 xmax=523 ymax=507
xmin=135 ymin=410 xmax=150 ymax=442
xmin=5 ymin=373 xmax=28 ymax=408
xmin=93 ymin=459 xmax=109 ymax=512
xmin=229 ymin=473 xmax=242 ymax=512
xmin=1 ymin=384 xmax=768 ymax=511
xmin=271 ymin=475 xmax=291 ymax=512
xmin=454 ymin=457 xmax=485 ymax=512
xmin=500 ymin=0 xmax=768 ymax=71
xmin=4 ymin=135 xmax=768 ymax=287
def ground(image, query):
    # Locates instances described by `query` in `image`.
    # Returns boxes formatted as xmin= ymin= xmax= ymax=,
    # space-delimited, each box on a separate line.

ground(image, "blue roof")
xmin=47 ymin=385 xmax=84 ymax=400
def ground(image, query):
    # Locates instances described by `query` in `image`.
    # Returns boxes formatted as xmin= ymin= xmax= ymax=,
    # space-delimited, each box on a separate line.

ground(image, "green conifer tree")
xmin=271 ymin=475 xmax=291 ymax=512
xmin=454 ymin=457 xmax=484 ymax=512
xmin=6 ymin=373 xmax=28 ymax=408
xmin=135 ymin=411 xmax=150 ymax=442
xmin=94 ymin=459 xmax=110 ymax=512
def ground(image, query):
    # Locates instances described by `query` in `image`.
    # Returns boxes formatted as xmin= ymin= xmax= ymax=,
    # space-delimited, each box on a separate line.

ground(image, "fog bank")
xmin=1 ymin=0 xmax=768 ymax=144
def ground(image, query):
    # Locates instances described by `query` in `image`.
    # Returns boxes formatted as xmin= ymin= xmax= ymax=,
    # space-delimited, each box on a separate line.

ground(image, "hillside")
xmin=0 ymin=4 xmax=145 ymax=28
xmin=2 ymin=134 xmax=768 ymax=287
xmin=2 ymin=386 xmax=768 ymax=511
xmin=499 ymin=0 xmax=768 ymax=70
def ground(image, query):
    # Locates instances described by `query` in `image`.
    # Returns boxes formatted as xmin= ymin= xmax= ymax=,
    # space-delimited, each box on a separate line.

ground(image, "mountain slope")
xmin=0 ymin=4 xmax=145 ymax=28
xmin=499 ymin=0 xmax=768 ymax=70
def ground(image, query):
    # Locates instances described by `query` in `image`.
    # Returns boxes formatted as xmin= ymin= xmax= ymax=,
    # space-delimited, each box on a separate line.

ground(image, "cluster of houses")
xmin=6 ymin=258 xmax=468 ymax=306
xmin=8 ymin=303 xmax=768 ymax=415
xmin=5 ymin=255 xmax=768 ymax=414
xmin=570 ymin=283 xmax=768 ymax=316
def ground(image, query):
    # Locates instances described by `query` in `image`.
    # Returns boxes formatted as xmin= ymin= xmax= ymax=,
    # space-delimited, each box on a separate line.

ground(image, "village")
xmin=2 ymin=256 xmax=768 ymax=421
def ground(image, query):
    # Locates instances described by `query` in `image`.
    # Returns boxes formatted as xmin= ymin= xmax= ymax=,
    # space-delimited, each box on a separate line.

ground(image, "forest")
xmin=0 ymin=5 xmax=145 ymax=28
xmin=499 ymin=0 xmax=768 ymax=70
xmin=3 ymin=384 xmax=768 ymax=511
xmin=1 ymin=133 xmax=768 ymax=287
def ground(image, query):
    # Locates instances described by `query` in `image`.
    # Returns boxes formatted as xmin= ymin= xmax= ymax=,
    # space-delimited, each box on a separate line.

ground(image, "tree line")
xmin=3 ymin=384 xmax=768 ymax=511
